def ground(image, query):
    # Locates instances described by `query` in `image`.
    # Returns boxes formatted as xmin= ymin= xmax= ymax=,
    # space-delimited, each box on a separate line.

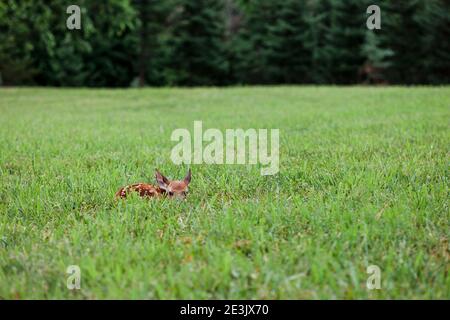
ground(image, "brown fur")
xmin=116 ymin=169 xmax=191 ymax=200
xmin=115 ymin=183 xmax=165 ymax=199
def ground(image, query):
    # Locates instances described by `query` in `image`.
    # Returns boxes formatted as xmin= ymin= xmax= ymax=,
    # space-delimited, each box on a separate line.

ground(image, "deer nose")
xmin=174 ymin=193 xmax=186 ymax=201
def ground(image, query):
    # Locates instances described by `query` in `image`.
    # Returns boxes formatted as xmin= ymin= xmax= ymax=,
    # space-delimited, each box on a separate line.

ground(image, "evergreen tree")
xmin=0 ymin=0 xmax=139 ymax=87
xmin=380 ymin=0 xmax=424 ymax=84
xmin=233 ymin=0 xmax=311 ymax=84
xmin=34 ymin=0 xmax=93 ymax=86
xmin=231 ymin=0 xmax=278 ymax=84
xmin=132 ymin=0 xmax=171 ymax=86
xmin=307 ymin=0 xmax=333 ymax=84
xmin=165 ymin=0 xmax=228 ymax=86
xmin=265 ymin=0 xmax=311 ymax=83
xmin=321 ymin=0 xmax=368 ymax=84
xmin=82 ymin=0 xmax=139 ymax=87
xmin=0 ymin=0 xmax=41 ymax=85
xmin=359 ymin=30 xmax=393 ymax=83
xmin=1 ymin=0 xmax=448 ymax=86
xmin=361 ymin=31 xmax=393 ymax=70
xmin=418 ymin=0 xmax=450 ymax=84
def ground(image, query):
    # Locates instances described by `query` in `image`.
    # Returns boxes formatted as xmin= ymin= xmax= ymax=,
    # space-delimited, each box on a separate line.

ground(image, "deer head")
xmin=155 ymin=168 xmax=191 ymax=200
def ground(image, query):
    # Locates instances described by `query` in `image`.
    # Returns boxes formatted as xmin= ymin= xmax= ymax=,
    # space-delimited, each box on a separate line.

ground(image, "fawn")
xmin=116 ymin=169 xmax=191 ymax=200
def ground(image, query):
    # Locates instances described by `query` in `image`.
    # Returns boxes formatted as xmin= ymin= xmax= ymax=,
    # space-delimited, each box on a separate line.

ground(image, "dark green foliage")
xmin=307 ymin=0 xmax=333 ymax=84
xmin=0 ymin=0 xmax=448 ymax=86
xmin=82 ymin=1 xmax=139 ymax=87
xmin=376 ymin=0 xmax=450 ymax=84
xmin=0 ymin=0 xmax=139 ymax=87
xmin=231 ymin=0 xmax=278 ymax=84
xmin=0 ymin=1 xmax=49 ymax=85
xmin=380 ymin=0 xmax=425 ymax=84
xmin=133 ymin=0 xmax=172 ymax=86
xmin=267 ymin=0 xmax=311 ymax=83
xmin=362 ymin=31 xmax=393 ymax=70
xmin=31 ymin=1 xmax=92 ymax=86
xmin=418 ymin=0 xmax=450 ymax=84
xmin=323 ymin=0 xmax=368 ymax=84
xmin=232 ymin=0 xmax=311 ymax=84
xmin=164 ymin=0 xmax=229 ymax=86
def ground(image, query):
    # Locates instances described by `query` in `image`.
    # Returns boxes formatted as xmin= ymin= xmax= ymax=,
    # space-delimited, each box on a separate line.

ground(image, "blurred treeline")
xmin=0 ymin=0 xmax=448 ymax=87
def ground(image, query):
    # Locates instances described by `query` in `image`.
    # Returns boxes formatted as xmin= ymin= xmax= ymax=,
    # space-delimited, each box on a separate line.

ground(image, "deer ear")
xmin=155 ymin=169 xmax=170 ymax=190
xmin=184 ymin=168 xmax=191 ymax=185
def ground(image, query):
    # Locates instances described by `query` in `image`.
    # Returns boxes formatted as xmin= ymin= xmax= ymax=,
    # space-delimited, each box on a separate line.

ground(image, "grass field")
xmin=0 ymin=86 xmax=449 ymax=299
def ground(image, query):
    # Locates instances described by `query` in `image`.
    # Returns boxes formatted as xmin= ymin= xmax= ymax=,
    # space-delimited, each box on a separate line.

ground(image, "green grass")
xmin=0 ymin=86 xmax=449 ymax=299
